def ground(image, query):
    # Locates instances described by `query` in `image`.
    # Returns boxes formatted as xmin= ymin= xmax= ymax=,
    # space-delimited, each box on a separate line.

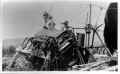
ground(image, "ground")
xmin=2 ymin=48 xmax=118 ymax=71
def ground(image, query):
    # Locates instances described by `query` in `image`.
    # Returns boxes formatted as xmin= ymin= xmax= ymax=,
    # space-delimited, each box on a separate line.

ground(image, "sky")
xmin=1 ymin=0 xmax=111 ymax=46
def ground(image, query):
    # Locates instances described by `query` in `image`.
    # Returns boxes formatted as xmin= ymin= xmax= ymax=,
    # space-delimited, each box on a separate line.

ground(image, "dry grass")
xmin=2 ymin=46 xmax=16 ymax=71
xmin=2 ymin=46 xmax=16 ymax=57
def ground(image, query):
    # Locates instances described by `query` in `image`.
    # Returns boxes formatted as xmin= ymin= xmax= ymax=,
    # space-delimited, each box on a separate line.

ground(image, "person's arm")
xmin=16 ymin=46 xmax=32 ymax=53
xmin=34 ymin=28 xmax=43 ymax=37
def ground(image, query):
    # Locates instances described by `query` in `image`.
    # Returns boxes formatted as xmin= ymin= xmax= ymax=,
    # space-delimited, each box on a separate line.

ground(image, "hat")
xmin=61 ymin=20 xmax=69 ymax=26
xmin=43 ymin=11 xmax=52 ymax=19
xmin=43 ymin=11 xmax=49 ymax=17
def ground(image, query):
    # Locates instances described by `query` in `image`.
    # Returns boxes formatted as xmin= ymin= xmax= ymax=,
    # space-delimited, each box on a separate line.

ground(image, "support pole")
xmin=95 ymin=30 xmax=112 ymax=56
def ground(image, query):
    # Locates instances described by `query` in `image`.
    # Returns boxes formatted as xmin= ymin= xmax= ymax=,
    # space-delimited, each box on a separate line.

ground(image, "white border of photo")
xmin=0 ymin=0 xmax=119 ymax=73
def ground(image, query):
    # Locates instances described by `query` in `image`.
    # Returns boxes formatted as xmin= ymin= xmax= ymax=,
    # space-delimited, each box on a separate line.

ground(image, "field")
xmin=2 ymin=39 xmax=118 ymax=71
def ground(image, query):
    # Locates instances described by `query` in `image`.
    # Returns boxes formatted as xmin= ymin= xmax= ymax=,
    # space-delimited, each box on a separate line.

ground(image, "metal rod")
xmin=76 ymin=48 xmax=85 ymax=64
xmin=72 ymin=27 xmax=85 ymax=29
xmin=89 ymin=3 xmax=92 ymax=24
xmin=85 ymin=33 xmax=88 ymax=48
xmin=95 ymin=31 xmax=112 ymax=56
xmin=88 ymin=33 xmax=90 ymax=48
xmin=96 ymin=24 xmax=103 ymax=29
xmin=87 ymin=3 xmax=92 ymax=48
xmin=91 ymin=30 xmax=95 ymax=47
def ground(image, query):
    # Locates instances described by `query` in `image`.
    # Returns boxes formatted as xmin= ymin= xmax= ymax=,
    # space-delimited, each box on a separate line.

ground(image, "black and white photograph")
xmin=1 ymin=0 xmax=118 ymax=71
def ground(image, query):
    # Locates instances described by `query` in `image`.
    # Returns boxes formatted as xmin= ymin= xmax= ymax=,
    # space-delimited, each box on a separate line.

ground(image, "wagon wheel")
xmin=4 ymin=52 xmax=32 ymax=71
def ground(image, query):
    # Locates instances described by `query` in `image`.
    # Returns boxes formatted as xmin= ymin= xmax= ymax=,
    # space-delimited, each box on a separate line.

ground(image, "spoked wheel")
xmin=6 ymin=53 xmax=33 ymax=71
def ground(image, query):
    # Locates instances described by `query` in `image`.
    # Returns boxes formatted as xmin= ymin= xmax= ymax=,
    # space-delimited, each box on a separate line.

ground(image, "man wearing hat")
xmin=34 ymin=11 xmax=62 ymax=37
xmin=61 ymin=20 xmax=72 ymax=31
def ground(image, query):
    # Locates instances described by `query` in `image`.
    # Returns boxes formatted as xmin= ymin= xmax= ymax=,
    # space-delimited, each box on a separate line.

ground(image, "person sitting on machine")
xmin=61 ymin=20 xmax=72 ymax=31
xmin=35 ymin=11 xmax=62 ymax=38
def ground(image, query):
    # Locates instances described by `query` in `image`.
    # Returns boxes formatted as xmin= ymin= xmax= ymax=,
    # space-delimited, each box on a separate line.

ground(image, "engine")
xmin=6 ymin=30 xmax=91 ymax=71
